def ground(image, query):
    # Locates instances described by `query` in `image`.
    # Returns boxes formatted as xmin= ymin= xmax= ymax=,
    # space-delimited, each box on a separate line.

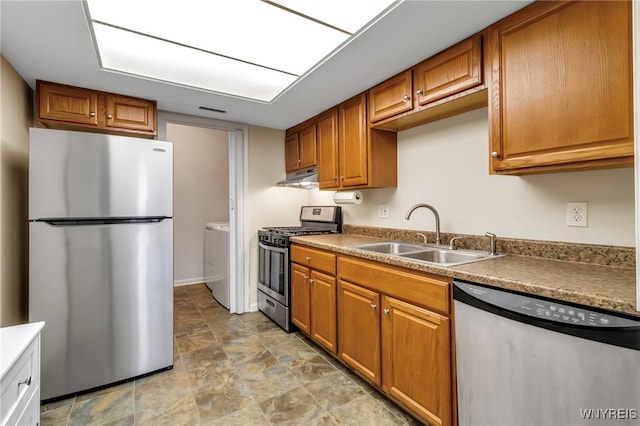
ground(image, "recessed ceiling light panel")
xmin=93 ymin=23 xmax=297 ymax=102
xmin=85 ymin=0 xmax=400 ymax=102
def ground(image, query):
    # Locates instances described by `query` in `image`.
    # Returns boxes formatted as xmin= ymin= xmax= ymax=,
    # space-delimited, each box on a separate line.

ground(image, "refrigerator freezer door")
xmin=29 ymin=128 xmax=173 ymax=220
xmin=29 ymin=219 xmax=174 ymax=400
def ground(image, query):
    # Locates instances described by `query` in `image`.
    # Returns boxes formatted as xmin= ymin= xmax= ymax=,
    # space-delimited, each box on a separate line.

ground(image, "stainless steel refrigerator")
xmin=28 ymin=127 xmax=174 ymax=400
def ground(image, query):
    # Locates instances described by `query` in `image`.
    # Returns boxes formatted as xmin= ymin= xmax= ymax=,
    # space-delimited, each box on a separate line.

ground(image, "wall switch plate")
xmin=378 ymin=204 xmax=389 ymax=218
xmin=566 ymin=202 xmax=588 ymax=227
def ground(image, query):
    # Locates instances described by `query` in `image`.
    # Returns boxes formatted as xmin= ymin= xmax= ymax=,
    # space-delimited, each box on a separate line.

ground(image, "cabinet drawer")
xmin=338 ymin=256 xmax=450 ymax=315
xmin=6 ymin=384 xmax=39 ymax=426
xmin=291 ymin=245 xmax=336 ymax=275
xmin=1 ymin=336 xmax=40 ymax=426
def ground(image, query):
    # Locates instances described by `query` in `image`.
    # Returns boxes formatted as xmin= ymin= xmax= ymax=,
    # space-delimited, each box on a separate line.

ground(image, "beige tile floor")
xmin=40 ymin=283 xmax=419 ymax=425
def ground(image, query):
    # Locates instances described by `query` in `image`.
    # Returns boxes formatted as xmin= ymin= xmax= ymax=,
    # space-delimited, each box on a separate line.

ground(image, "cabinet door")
xmin=317 ymin=109 xmax=340 ymax=189
xmin=38 ymin=81 xmax=98 ymax=126
xmin=105 ymin=94 xmax=156 ymax=133
xmin=291 ymin=263 xmax=311 ymax=334
xmin=298 ymin=124 xmax=317 ymax=169
xmin=368 ymin=70 xmax=413 ymax=123
xmin=488 ymin=1 xmax=633 ymax=174
xmin=381 ymin=296 xmax=451 ymax=426
xmin=338 ymin=93 xmax=368 ymax=188
xmin=338 ymin=280 xmax=380 ymax=385
xmin=414 ymin=35 xmax=482 ymax=106
xmin=310 ymin=270 xmax=337 ymax=354
xmin=285 ymin=132 xmax=300 ymax=172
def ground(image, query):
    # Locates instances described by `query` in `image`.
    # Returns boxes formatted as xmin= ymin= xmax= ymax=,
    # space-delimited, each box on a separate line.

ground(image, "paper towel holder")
xmin=333 ymin=191 xmax=363 ymax=205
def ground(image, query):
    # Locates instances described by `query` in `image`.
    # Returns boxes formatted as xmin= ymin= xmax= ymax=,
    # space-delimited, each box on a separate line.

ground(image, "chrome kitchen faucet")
xmin=404 ymin=203 xmax=441 ymax=245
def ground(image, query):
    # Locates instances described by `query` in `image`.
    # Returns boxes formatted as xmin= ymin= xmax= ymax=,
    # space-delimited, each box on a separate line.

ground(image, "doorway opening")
xmin=158 ymin=111 xmax=248 ymax=314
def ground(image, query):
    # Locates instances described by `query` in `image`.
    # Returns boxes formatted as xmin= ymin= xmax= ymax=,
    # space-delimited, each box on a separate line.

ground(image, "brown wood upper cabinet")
xmin=369 ymin=34 xmax=485 ymax=130
xmin=285 ymin=122 xmax=317 ymax=173
xmin=487 ymin=1 xmax=633 ymax=175
xmin=368 ymin=70 xmax=413 ymax=123
xmin=318 ymin=93 xmax=397 ymax=190
xmin=37 ymin=80 xmax=157 ymax=137
xmin=414 ymin=35 xmax=482 ymax=106
xmin=317 ymin=108 xmax=340 ymax=188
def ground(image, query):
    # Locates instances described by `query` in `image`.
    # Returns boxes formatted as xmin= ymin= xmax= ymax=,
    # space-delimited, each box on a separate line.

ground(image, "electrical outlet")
xmin=566 ymin=202 xmax=588 ymax=227
xmin=378 ymin=204 xmax=389 ymax=218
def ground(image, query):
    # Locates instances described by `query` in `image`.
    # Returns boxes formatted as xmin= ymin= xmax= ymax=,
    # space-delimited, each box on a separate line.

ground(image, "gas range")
xmin=262 ymin=226 xmax=339 ymax=236
xmin=257 ymin=206 xmax=341 ymax=332
xmin=258 ymin=206 xmax=342 ymax=248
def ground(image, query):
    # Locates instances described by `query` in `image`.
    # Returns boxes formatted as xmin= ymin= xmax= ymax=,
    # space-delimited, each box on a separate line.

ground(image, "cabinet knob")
xmin=491 ymin=151 xmax=500 ymax=158
xmin=106 ymin=114 xmax=113 ymax=119
xmin=383 ymin=309 xmax=390 ymax=315
xmin=18 ymin=376 xmax=32 ymax=386
xmin=340 ymin=176 xmax=344 ymax=181
xmin=89 ymin=112 xmax=96 ymax=117
xmin=416 ymin=89 xmax=424 ymax=96
xmin=402 ymin=95 xmax=410 ymax=102
xmin=309 ymin=279 xmax=315 ymax=284
xmin=303 ymin=275 xmax=308 ymax=280
xmin=370 ymin=304 xmax=377 ymax=310
xmin=333 ymin=176 xmax=338 ymax=181
xmin=305 ymin=256 xmax=311 ymax=262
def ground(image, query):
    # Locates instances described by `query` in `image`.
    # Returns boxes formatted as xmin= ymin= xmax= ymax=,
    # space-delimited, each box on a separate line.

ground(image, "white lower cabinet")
xmin=1 ymin=322 xmax=45 ymax=426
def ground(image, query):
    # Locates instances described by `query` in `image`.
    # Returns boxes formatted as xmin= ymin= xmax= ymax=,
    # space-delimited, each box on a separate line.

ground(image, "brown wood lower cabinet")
xmin=290 ymin=245 xmax=337 ymax=354
xmin=291 ymin=263 xmax=312 ymax=335
xmin=310 ymin=270 xmax=337 ymax=353
xmin=291 ymin=246 xmax=455 ymax=425
xmin=337 ymin=255 xmax=454 ymax=426
xmin=381 ymin=296 xmax=451 ymax=426
xmin=337 ymin=280 xmax=381 ymax=385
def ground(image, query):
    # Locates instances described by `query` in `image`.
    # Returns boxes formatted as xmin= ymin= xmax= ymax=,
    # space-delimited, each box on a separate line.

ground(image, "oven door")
xmin=258 ymin=242 xmax=289 ymax=306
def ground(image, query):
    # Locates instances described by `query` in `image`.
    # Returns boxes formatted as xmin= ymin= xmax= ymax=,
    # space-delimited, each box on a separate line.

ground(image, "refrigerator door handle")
xmin=35 ymin=217 xmax=170 ymax=226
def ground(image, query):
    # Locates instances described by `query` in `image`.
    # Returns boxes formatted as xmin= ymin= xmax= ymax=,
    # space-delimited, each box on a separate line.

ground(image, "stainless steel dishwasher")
xmin=453 ymin=279 xmax=640 ymax=426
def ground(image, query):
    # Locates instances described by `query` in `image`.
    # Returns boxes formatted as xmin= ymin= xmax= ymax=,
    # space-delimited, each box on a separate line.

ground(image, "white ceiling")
xmin=0 ymin=0 xmax=532 ymax=130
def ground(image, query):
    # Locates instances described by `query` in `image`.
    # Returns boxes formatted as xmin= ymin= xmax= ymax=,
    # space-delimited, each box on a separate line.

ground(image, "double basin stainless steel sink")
xmin=351 ymin=241 xmax=502 ymax=267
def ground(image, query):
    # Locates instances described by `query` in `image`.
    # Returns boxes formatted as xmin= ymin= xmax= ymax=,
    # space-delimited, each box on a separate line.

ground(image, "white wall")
xmin=246 ymin=125 xmax=308 ymax=309
xmin=310 ymin=107 xmax=635 ymax=247
xmin=168 ymin=123 xmax=229 ymax=284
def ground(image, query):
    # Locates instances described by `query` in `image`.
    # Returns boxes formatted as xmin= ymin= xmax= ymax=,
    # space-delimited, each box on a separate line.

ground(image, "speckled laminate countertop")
xmin=290 ymin=233 xmax=639 ymax=317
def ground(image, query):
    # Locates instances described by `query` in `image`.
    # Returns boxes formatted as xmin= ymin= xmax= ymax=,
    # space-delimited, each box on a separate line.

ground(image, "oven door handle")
xmin=259 ymin=242 xmax=287 ymax=254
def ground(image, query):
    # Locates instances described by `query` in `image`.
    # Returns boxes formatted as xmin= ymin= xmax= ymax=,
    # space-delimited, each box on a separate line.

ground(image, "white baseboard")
xmin=174 ymin=277 xmax=205 ymax=287
xmin=248 ymin=303 xmax=259 ymax=312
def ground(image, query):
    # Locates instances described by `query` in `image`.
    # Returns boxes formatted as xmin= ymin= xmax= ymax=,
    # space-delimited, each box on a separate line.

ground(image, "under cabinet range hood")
xmin=276 ymin=167 xmax=318 ymax=188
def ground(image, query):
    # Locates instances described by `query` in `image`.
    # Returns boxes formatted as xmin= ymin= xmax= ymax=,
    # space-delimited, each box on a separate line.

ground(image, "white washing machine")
xmin=205 ymin=222 xmax=230 ymax=309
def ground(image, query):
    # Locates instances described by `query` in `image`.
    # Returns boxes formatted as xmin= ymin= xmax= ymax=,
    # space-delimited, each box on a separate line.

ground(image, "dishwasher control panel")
xmin=454 ymin=281 xmax=640 ymax=329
